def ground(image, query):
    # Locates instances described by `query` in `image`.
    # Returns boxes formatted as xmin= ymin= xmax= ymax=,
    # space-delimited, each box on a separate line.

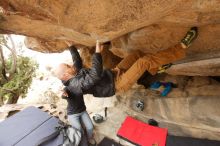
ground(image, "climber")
xmin=53 ymin=47 xmax=103 ymax=145
xmin=54 ymin=27 xmax=197 ymax=145
xmin=55 ymin=26 xmax=197 ymax=94
xmin=111 ymin=27 xmax=198 ymax=92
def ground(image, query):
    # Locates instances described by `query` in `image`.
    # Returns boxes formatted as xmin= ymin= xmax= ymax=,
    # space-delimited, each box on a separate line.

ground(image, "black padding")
xmin=167 ymin=135 xmax=220 ymax=146
xmin=98 ymin=137 xmax=122 ymax=146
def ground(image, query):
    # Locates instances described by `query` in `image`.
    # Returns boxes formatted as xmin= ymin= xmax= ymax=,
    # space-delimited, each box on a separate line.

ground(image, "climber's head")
xmin=54 ymin=63 xmax=77 ymax=81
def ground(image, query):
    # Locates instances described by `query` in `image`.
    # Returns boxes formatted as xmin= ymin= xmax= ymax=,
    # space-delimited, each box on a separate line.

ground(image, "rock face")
xmin=0 ymin=1 xmax=220 ymax=141
xmin=0 ymin=0 xmax=220 ymax=75
xmin=1 ymin=76 xmax=220 ymax=143
xmin=120 ymin=76 xmax=220 ymax=140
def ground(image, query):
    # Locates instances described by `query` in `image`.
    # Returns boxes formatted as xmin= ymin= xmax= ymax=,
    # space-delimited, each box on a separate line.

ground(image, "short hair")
xmin=53 ymin=63 xmax=77 ymax=81
xmin=53 ymin=63 xmax=69 ymax=79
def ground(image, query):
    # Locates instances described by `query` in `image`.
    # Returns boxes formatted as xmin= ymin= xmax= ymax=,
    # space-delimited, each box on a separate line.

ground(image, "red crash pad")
xmin=117 ymin=116 xmax=167 ymax=146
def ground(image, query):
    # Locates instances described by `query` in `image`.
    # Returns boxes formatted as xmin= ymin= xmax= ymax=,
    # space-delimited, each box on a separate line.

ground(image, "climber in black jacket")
xmin=54 ymin=41 xmax=109 ymax=146
xmin=54 ymin=41 xmax=114 ymax=115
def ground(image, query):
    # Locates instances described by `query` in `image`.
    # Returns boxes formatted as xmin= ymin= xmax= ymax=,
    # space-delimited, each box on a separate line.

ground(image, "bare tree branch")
xmin=0 ymin=96 xmax=3 ymax=106
xmin=0 ymin=46 xmax=8 ymax=80
xmin=1 ymin=87 xmax=17 ymax=94
xmin=4 ymin=35 xmax=17 ymax=78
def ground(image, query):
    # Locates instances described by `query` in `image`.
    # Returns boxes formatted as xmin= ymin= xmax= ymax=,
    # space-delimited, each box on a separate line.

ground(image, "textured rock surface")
xmin=0 ymin=1 xmax=220 ymax=142
xmin=1 ymin=76 xmax=220 ymax=143
xmin=119 ymin=76 xmax=220 ymax=140
xmin=24 ymin=37 xmax=69 ymax=53
xmin=0 ymin=0 xmax=220 ymax=75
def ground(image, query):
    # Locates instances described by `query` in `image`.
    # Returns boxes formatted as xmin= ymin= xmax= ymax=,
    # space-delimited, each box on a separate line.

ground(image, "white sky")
xmin=8 ymin=35 xmax=72 ymax=71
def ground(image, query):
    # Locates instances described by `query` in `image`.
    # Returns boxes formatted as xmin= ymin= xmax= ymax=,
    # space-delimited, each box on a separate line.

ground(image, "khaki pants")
xmin=115 ymin=44 xmax=185 ymax=92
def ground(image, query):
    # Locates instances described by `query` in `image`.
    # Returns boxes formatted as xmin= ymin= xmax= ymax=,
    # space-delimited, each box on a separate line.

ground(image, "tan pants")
xmin=115 ymin=44 xmax=185 ymax=92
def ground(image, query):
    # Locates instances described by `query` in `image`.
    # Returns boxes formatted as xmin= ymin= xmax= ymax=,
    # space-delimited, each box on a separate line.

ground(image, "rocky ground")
xmin=1 ymin=74 xmax=220 ymax=145
xmin=1 ymin=1 xmax=220 ymax=145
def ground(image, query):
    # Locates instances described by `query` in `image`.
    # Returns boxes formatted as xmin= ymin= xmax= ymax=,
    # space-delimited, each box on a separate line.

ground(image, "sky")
xmin=8 ymin=35 xmax=72 ymax=72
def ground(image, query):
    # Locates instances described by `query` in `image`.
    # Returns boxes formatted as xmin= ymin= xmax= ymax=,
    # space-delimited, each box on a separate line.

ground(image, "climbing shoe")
xmin=157 ymin=63 xmax=173 ymax=74
xmin=148 ymin=119 xmax=159 ymax=127
xmin=135 ymin=100 xmax=145 ymax=111
xmin=181 ymin=27 xmax=198 ymax=48
xmin=93 ymin=114 xmax=104 ymax=123
xmin=92 ymin=107 xmax=107 ymax=124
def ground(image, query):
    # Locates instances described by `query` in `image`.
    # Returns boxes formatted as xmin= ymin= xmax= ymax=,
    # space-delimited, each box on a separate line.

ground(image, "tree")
xmin=0 ymin=35 xmax=38 ymax=105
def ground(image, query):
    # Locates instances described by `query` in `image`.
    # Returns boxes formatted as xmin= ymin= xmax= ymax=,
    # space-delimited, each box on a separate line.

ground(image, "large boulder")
xmin=1 ymin=1 xmax=220 ymax=142
xmin=0 ymin=0 xmax=220 ymax=75
xmin=119 ymin=76 xmax=220 ymax=140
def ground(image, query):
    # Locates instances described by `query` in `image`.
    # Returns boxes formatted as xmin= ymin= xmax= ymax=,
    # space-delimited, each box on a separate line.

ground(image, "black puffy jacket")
xmin=63 ymin=46 xmax=115 ymax=115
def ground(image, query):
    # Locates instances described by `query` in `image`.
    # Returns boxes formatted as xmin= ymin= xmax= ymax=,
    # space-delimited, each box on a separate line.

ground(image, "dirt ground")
xmin=1 ymin=75 xmax=220 ymax=145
